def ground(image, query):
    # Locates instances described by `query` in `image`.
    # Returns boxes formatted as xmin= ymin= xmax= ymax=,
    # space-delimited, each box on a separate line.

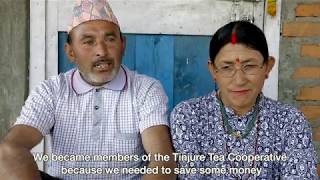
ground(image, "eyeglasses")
xmin=214 ymin=63 xmax=264 ymax=78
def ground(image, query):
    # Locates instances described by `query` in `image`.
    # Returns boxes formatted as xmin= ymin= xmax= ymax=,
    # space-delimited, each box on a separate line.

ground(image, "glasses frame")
xmin=214 ymin=62 xmax=265 ymax=78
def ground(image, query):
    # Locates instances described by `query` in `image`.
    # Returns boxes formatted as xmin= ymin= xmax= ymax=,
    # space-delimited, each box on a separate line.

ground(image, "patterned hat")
xmin=68 ymin=0 xmax=119 ymax=33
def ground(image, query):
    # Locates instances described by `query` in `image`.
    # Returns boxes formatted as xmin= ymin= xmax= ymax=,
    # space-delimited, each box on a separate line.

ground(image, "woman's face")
xmin=208 ymin=43 xmax=274 ymax=115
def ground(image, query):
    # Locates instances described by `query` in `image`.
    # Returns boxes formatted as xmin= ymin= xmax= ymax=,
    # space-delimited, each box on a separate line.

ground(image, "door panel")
xmin=58 ymin=33 xmax=215 ymax=110
xmin=134 ymin=35 xmax=175 ymax=109
xmin=174 ymin=36 xmax=216 ymax=106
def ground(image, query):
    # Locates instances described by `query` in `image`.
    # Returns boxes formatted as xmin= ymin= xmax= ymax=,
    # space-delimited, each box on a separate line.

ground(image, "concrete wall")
xmin=279 ymin=0 xmax=320 ymax=173
xmin=0 ymin=0 xmax=29 ymax=138
xmin=2 ymin=0 xmax=318 ymax=166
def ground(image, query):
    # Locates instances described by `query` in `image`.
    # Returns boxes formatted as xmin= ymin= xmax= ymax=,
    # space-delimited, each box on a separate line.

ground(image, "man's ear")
xmin=265 ymin=56 xmax=275 ymax=79
xmin=64 ymin=43 xmax=76 ymax=63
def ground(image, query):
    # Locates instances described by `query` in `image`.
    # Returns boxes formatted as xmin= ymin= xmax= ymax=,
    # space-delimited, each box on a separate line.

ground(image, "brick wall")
xmin=281 ymin=0 xmax=320 ymax=174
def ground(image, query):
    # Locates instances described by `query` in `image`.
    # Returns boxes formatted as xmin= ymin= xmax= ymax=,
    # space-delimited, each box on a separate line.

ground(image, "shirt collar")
xmin=71 ymin=66 xmax=127 ymax=95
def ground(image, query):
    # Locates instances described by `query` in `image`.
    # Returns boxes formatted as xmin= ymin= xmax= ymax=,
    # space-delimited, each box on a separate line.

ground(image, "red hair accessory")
xmin=231 ymin=32 xmax=237 ymax=44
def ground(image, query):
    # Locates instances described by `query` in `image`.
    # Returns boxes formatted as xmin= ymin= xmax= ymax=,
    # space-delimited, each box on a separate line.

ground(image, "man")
xmin=170 ymin=21 xmax=318 ymax=179
xmin=0 ymin=0 xmax=176 ymax=179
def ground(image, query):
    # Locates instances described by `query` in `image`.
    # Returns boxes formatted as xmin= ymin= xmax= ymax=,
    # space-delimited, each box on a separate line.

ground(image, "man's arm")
xmin=0 ymin=125 xmax=43 ymax=180
xmin=141 ymin=125 xmax=177 ymax=180
xmin=3 ymin=125 xmax=43 ymax=149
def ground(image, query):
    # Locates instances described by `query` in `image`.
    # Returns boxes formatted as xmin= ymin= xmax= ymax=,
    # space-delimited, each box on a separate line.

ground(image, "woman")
xmin=170 ymin=21 xmax=318 ymax=179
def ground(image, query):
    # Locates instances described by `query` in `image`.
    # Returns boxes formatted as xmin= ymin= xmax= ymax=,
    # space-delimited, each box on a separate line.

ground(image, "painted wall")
xmin=57 ymin=0 xmax=264 ymax=35
xmin=30 ymin=0 xmax=271 ymax=170
xmin=0 ymin=0 xmax=29 ymax=138
xmin=279 ymin=0 xmax=320 ymax=173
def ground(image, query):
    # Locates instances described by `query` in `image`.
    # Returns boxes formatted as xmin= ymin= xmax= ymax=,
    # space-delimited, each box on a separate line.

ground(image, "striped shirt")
xmin=15 ymin=65 xmax=169 ymax=179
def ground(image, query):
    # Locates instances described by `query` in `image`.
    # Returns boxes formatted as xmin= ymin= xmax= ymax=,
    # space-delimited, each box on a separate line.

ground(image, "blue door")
xmin=58 ymin=32 xmax=216 ymax=111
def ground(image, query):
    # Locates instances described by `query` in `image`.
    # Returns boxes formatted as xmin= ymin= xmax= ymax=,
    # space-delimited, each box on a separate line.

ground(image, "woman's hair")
xmin=209 ymin=21 xmax=269 ymax=63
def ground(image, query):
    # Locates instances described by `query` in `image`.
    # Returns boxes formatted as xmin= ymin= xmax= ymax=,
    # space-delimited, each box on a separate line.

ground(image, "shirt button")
xmin=94 ymin=105 xmax=99 ymax=110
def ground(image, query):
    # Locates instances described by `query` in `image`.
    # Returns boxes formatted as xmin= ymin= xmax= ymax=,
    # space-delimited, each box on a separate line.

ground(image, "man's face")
xmin=208 ymin=43 xmax=274 ymax=114
xmin=65 ymin=20 xmax=125 ymax=86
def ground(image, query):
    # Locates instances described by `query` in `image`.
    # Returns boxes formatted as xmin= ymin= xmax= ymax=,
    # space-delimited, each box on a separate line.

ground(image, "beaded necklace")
xmin=217 ymin=94 xmax=261 ymax=179
xmin=218 ymin=96 xmax=260 ymax=139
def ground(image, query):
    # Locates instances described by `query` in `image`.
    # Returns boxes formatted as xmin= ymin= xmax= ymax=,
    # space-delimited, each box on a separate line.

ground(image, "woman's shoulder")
xmin=261 ymin=96 xmax=308 ymax=129
xmin=262 ymin=96 xmax=304 ymax=118
xmin=172 ymin=92 xmax=217 ymax=114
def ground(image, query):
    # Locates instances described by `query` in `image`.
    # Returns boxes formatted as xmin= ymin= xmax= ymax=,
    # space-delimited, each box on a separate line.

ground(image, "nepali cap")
xmin=68 ymin=0 xmax=119 ymax=33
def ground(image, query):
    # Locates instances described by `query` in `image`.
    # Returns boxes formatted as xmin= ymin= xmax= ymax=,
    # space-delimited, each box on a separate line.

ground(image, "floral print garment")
xmin=170 ymin=92 xmax=318 ymax=179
